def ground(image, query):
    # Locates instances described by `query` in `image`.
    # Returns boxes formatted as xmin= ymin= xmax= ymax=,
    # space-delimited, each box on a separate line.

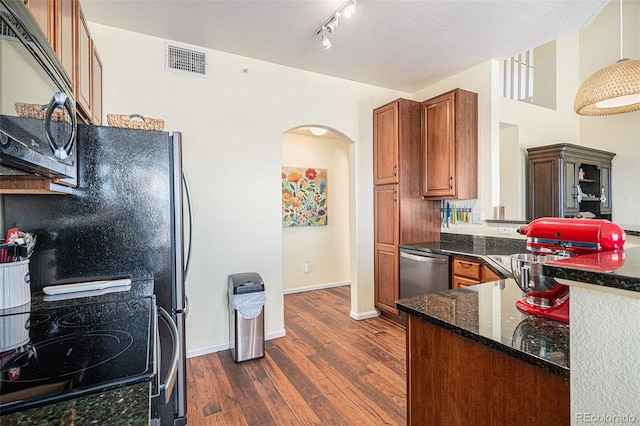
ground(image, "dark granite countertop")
xmin=1 ymin=382 xmax=150 ymax=425
xmin=396 ymin=279 xmax=569 ymax=378
xmin=543 ymin=246 xmax=640 ymax=293
xmin=400 ymin=234 xmax=527 ymax=258
xmin=401 ymin=233 xmax=640 ymax=295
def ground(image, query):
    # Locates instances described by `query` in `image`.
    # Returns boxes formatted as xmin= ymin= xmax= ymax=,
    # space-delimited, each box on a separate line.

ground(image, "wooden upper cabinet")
xmin=76 ymin=6 xmax=92 ymax=121
xmin=26 ymin=0 xmax=53 ymax=43
xmin=422 ymin=88 xmax=478 ymax=199
xmin=374 ymin=102 xmax=399 ymax=185
xmin=54 ymin=0 xmax=76 ymax=89
xmin=92 ymin=45 xmax=103 ymax=125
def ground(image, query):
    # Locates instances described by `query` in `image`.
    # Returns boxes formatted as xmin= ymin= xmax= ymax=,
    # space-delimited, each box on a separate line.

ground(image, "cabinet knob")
xmin=449 ymin=176 xmax=453 ymax=189
xmin=393 ymin=164 xmax=397 ymax=177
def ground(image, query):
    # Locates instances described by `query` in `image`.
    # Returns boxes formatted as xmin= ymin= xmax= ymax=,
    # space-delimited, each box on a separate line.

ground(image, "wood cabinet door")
xmin=92 ymin=45 xmax=103 ymax=125
xmin=76 ymin=6 xmax=92 ymax=120
xmin=374 ymin=185 xmax=399 ymax=247
xmin=374 ymin=185 xmax=400 ymax=315
xmin=375 ymin=248 xmax=399 ymax=315
xmin=528 ymin=158 xmax=557 ymax=220
xmin=26 ymin=0 xmax=52 ymax=42
xmin=599 ymin=164 xmax=612 ymax=214
xmin=374 ymin=102 xmax=399 ymax=185
xmin=422 ymin=92 xmax=455 ymax=197
xmin=54 ymin=0 xmax=75 ymax=88
xmin=482 ymin=265 xmax=503 ymax=283
xmin=564 ymin=157 xmax=579 ymax=217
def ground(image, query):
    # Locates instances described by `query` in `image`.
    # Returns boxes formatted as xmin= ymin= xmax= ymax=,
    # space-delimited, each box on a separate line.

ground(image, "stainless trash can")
xmin=228 ymin=272 xmax=266 ymax=362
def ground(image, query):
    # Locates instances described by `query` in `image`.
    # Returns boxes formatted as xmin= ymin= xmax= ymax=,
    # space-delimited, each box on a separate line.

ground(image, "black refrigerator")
xmin=2 ymin=124 xmax=191 ymax=425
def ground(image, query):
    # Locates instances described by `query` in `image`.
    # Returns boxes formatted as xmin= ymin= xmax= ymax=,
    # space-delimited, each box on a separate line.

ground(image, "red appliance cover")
xmin=518 ymin=218 xmax=626 ymax=255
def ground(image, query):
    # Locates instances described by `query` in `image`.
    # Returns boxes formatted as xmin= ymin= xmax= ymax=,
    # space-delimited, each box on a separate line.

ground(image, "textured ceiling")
xmin=81 ymin=0 xmax=609 ymax=92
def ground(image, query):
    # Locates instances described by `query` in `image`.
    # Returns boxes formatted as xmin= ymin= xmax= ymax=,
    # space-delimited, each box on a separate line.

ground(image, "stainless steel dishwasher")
xmin=399 ymin=248 xmax=450 ymax=298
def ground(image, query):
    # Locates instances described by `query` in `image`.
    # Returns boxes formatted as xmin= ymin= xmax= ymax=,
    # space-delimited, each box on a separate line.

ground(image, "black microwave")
xmin=0 ymin=0 xmax=77 ymax=180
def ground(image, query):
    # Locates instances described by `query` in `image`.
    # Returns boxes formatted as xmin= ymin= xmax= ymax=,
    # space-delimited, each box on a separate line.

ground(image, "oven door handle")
xmin=158 ymin=307 xmax=179 ymax=404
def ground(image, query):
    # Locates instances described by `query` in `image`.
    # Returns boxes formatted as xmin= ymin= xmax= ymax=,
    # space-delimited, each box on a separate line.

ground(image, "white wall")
xmin=281 ymin=133 xmax=351 ymax=292
xmin=571 ymin=286 xmax=640 ymax=420
xmin=578 ymin=0 xmax=640 ymax=227
xmin=88 ymin=23 xmax=407 ymax=355
xmin=499 ymin=124 xmax=521 ymax=220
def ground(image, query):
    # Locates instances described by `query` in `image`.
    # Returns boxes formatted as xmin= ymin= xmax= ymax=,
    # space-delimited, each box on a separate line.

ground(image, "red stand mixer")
xmin=512 ymin=218 xmax=626 ymax=323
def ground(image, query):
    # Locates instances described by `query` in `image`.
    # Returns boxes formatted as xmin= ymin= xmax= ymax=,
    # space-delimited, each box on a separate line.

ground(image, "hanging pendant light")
xmin=574 ymin=0 xmax=640 ymax=116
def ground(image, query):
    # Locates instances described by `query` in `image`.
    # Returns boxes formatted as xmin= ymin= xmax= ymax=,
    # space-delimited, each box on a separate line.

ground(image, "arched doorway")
xmin=280 ymin=125 xmax=354 ymax=304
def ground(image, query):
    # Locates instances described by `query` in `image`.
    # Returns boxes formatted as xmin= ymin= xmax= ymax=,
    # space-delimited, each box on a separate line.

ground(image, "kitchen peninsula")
xmin=397 ymin=240 xmax=640 ymax=425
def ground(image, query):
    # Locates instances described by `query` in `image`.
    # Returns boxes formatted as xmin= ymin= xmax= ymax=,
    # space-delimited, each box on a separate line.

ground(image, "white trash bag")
xmin=228 ymin=287 xmax=266 ymax=319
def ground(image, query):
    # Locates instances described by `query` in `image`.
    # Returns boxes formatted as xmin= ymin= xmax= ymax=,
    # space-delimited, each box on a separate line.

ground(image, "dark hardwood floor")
xmin=187 ymin=285 xmax=406 ymax=425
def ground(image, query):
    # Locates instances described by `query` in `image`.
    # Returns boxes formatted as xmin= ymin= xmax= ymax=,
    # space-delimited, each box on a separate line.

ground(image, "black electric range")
xmin=0 ymin=296 xmax=156 ymax=414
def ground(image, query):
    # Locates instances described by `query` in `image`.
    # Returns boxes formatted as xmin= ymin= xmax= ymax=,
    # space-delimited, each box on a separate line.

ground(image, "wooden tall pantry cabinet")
xmin=373 ymin=99 xmax=440 ymax=319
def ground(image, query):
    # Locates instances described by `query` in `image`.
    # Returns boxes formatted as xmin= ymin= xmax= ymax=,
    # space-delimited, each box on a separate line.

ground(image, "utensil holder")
xmin=0 ymin=260 xmax=31 ymax=309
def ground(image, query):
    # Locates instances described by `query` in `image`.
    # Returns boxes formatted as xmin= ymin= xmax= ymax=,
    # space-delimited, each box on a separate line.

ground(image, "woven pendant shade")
xmin=574 ymin=58 xmax=640 ymax=116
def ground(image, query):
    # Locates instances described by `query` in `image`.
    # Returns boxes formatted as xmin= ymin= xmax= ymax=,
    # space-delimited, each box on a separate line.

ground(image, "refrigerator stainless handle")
xmin=184 ymin=295 xmax=190 ymax=318
xmin=400 ymin=251 xmax=448 ymax=264
xmin=182 ymin=171 xmax=193 ymax=282
xmin=158 ymin=307 xmax=179 ymax=404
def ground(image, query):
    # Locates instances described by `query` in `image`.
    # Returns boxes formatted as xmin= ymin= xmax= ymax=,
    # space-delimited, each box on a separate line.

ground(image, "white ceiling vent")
xmin=165 ymin=42 xmax=208 ymax=77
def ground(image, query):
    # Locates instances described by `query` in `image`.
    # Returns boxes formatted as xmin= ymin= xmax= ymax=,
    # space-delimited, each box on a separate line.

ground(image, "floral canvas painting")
xmin=282 ymin=167 xmax=327 ymax=227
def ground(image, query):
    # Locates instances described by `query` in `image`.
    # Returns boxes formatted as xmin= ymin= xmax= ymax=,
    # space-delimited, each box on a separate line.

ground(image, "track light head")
xmin=325 ymin=16 xmax=338 ymax=33
xmin=322 ymin=31 xmax=332 ymax=50
xmin=342 ymin=1 xmax=356 ymax=18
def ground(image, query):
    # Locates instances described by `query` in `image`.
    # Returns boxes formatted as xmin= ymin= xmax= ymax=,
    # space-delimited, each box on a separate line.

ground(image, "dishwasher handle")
xmin=400 ymin=250 xmax=448 ymax=264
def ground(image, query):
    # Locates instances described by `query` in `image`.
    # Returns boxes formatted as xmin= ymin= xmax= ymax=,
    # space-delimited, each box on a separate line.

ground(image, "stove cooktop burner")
xmin=55 ymin=305 xmax=136 ymax=328
xmin=0 ymin=297 xmax=154 ymax=414
xmin=25 ymin=314 xmax=51 ymax=329
xmin=6 ymin=331 xmax=134 ymax=382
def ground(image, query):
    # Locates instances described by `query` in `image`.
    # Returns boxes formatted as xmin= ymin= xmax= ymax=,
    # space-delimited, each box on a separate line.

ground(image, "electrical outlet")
xmin=498 ymin=226 xmax=513 ymax=235
xmin=304 ymin=259 xmax=310 ymax=273
xmin=472 ymin=212 xmax=484 ymax=224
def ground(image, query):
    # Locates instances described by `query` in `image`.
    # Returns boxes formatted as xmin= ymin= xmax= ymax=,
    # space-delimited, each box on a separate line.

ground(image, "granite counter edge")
xmin=396 ymin=300 xmax=569 ymax=379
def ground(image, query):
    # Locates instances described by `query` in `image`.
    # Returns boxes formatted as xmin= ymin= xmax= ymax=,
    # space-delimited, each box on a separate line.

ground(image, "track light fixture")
xmin=314 ymin=0 xmax=356 ymax=50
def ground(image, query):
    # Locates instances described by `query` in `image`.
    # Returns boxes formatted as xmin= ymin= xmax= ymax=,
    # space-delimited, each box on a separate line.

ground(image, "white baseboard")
xmin=283 ymin=280 xmax=350 ymax=294
xmin=350 ymin=309 xmax=380 ymax=320
xmin=186 ymin=329 xmax=287 ymax=358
